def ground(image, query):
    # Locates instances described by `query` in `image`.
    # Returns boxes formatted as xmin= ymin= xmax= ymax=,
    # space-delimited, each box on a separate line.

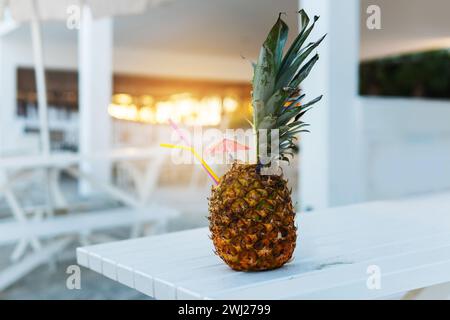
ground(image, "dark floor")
xmin=0 ymin=210 xmax=207 ymax=300
xmin=0 ymin=258 xmax=149 ymax=300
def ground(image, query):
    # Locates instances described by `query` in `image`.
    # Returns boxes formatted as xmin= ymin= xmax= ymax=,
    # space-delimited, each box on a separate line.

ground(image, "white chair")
xmin=0 ymin=148 xmax=180 ymax=291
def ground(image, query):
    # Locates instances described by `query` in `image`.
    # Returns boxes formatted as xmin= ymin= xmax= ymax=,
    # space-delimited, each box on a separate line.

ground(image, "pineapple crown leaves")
xmin=251 ymin=10 xmax=326 ymax=164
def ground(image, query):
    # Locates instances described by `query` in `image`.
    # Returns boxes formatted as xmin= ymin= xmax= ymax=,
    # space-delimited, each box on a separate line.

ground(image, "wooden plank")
xmin=0 ymin=148 xmax=162 ymax=170
xmin=103 ymin=232 xmax=212 ymax=286
xmin=76 ymin=247 xmax=89 ymax=267
xmin=0 ymin=205 xmax=179 ymax=244
xmin=115 ymin=245 xmax=213 ymax=288
xmin=152 ymin=259 xmax=224 ymax=299
xmin=174 ymin=229 xmax=450 ymax=299
xmin=85 ymin=228 xmax=207 ymax=274
xmin=80 ymin=227 xmax=205 ymax=253
xmin=170 ymin=201 xmax=450 ymax=298
xmin=0 ymin=153 xmax=80 ymax=170
xmin=207 ymin=244 xmax=450 ymax=300
xmin=171 ymin=204 xmax=450 ymax=298
xmin=154 ymin=231 xmax=450 ymax=299
xmin=82 ymin=228 xmax=208 ymax=288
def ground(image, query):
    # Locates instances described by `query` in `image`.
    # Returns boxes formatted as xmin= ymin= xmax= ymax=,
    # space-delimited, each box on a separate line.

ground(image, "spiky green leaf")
xmin=276 ymin=34 xmax=326 ymax=89
xmin=289 ymin=53 xmax=319 ymax=88
xmin=278 ymin=13 xmax=319 ymax=77
xmin=277 ymin=95 xmax=323 ymax=126
xmin=252 ymin=16 xmax=288 ymax=105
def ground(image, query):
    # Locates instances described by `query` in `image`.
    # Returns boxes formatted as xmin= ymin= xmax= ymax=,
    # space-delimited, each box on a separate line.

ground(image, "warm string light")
xmin=108 ymin=93 xmax=240 ymax=126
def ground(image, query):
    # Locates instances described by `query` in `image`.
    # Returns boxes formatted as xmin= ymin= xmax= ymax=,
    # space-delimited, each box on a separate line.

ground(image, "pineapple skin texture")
xmin=208 ymin=163 xmax=297 ymax=271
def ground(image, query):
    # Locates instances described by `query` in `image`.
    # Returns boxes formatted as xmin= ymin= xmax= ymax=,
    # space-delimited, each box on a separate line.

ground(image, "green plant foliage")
xmin=359 ymin=50 xmax=450 ymax=99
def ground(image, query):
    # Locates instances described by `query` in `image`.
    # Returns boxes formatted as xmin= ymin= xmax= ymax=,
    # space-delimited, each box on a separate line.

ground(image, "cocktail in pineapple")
xmin=209 ymin=10 xmax=325 ymax=271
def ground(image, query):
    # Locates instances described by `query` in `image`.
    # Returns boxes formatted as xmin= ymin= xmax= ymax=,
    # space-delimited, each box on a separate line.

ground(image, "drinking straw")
xmin=168 ymin=118 xmax=191 ymax=145
xmin=166 ymin=119 xmax=219 ymax=185
xmin=160 ymin=143 xmax=219 ymax=185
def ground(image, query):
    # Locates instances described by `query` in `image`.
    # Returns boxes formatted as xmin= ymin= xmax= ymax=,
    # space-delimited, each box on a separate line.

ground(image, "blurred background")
xmin=0 ymin=0 xmax=449 ymax=299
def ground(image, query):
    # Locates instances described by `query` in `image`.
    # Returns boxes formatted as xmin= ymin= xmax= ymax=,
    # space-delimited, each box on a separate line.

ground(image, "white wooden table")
xmin=77 ymin=192 xmax=450 ymax=299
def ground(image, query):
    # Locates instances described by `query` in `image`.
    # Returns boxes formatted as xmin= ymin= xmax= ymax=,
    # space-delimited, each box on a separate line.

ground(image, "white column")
xmin=0 ymin=36 xmax=16 ymax=155
xmin=299 ymin=0 xmax=365 ymax=210
xmin=0 ymin=36 xmax=4 ymax=154
xmin=78 ymin=6 xmax=113 ymax=194
xmin=30 ymin=0 xmax=50 ymax=155
xmin=0 ymin=12 xmax=19 ymax=155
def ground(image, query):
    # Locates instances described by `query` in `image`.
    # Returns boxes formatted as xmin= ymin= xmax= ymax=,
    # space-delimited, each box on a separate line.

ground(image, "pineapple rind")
xmin=209 ymin=163 xmax=296 ymax=271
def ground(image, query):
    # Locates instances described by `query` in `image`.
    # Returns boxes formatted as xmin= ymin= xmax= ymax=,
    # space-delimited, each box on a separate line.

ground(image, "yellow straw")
xmin=160 ymin=143 xmax=220 ymax=183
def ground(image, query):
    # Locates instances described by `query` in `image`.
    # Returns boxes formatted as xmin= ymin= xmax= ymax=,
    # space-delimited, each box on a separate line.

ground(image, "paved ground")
xmin=0 ymin=255 xmax=149 ymax=300
xmin=0 ymin=209 xmax=207 ymax=300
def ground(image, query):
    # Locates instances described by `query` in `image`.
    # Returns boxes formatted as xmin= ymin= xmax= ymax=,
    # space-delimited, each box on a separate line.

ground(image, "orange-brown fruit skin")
xmin=208 ymin=163 xmax=297 ymax=271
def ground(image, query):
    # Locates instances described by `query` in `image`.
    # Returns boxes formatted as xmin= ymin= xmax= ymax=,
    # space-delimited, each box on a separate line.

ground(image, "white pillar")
xmin=0 ymin=36 xmax=4 ymax=155
xmin=30 ymin=0 xmax=50 ymax=155
xmin=299 ymin=0 xmax=365 ymax=210
xmin=0 ymin=13 xmax=19 ymax=155
xmin=0 ymin=36 xmax=4 ymax=154
xmin=78 ymin=6 xmax=112 ymax=194
xmin=0 ymin=36 xmax=16 ymax=155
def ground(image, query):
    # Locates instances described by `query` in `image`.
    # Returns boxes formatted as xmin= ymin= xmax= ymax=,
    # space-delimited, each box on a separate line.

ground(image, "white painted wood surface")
xmin=77 ymin=192 xmax=450 ymax=299
xmin=0 ymin=205 xmax=179 ymax=244
xmin=0 ymin=148 xmax=163 ymax=170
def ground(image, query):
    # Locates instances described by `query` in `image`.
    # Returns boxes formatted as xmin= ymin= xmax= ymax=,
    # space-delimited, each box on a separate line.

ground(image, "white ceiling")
xmin=6 ymin=0 xmax=299 ymax=60
xmin=113 ymin=0 xmax=299 ymax=58
xmin=6 ymin=0 xmax=450 ymax=62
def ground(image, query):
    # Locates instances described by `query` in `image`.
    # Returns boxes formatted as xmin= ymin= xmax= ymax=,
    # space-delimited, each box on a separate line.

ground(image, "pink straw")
xmin=168 ymin=119 xmax=219 ymax=185
xmin=168 ymin=118 xmax=191 ymax=145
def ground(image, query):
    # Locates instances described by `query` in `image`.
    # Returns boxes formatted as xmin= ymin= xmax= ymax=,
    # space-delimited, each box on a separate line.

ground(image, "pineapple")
xmin=209 ymin=10 xmax=325 ymax=271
